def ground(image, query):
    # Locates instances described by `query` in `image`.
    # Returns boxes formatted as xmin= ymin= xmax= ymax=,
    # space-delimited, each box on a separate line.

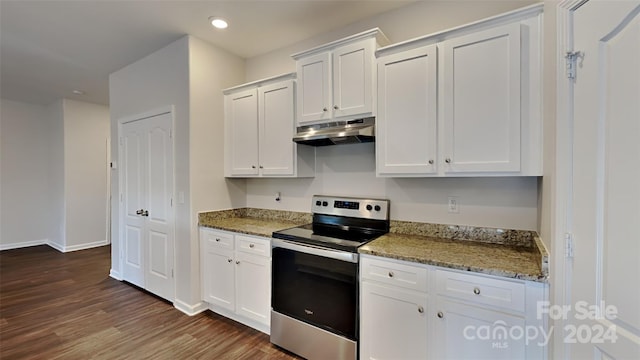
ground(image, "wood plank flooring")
xmin=0 ymin=245 xmax=299 ymax=359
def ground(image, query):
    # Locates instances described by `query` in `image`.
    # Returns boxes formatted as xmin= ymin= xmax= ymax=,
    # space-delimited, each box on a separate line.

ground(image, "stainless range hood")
xmin=293 ymin=117 xmax=375 ymax=146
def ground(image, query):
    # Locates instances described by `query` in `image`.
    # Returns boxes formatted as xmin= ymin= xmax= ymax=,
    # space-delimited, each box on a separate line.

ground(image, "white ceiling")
xmin=0 ymin=0 xmax=413 ymax=106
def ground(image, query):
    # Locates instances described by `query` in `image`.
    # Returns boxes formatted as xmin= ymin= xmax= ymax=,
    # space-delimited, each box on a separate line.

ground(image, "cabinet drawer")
xmin=236 ymin=235 xmax=270 ymax=257
xmin=436 ymin=269 xmax=525 ymax=312
xmin=201 ymin=228 xmax=234 ymax=250
xmin=361 ymin=256 xmax=428 ymax=292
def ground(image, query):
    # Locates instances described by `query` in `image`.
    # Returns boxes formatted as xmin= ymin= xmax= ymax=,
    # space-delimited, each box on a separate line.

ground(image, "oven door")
xmin=271 ymin=239 xmax=359 ymax=340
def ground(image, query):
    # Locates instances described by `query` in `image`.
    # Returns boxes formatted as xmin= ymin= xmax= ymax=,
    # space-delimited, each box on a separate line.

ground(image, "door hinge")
xmin=565 ymin=51 xmax=583 ymax=80
xmin=564 ymin=233 xmax=574 ymax=258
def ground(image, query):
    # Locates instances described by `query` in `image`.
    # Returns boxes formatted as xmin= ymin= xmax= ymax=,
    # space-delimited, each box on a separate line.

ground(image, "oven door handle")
xmin=272 ymin=239 xmax=359 ymax=263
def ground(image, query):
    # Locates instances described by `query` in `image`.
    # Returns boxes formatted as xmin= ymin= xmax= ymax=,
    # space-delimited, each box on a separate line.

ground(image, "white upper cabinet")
xmin=293 ymin=28 xmax=388 ymax=126
xmin=224 ymin=73 xmax=315 ymax=178
xmin=377 ymin=44 xmax=438 ymax=176
xmin=442 ymin=23 xmax=521 ymax=173
xmin=375 ymin=4 xmax=543 ymax=177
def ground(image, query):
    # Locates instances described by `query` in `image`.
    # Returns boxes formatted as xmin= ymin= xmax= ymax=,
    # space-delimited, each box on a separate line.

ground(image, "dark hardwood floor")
xmin=0 ymin=245 xmax=299 ymax=359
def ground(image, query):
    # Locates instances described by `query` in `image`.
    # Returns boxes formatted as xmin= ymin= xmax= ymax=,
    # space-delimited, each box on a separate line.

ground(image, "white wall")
xmin=247 ymin=144 xmax=539 ymax=230
xmin=187 ymin=36 xmax=245 ymax=307
xmin=110 ymin=35 xmax=245 ymax=309
xmin=0 ymin=99 xmax=51 ymax=249
xmin=62 ymin=99 xmax=110 ymax=250
xmin=243 ymin=0 xmax=542 ymax=231
xmin=245 ymin=0 xmax=538 ymax=82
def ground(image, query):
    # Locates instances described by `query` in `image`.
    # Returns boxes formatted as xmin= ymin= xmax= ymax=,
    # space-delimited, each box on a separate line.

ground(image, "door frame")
xmin=117 ymin=105 xmax=176 ymax=300
xmin=553 ymin=1 xmax=585 ymax=359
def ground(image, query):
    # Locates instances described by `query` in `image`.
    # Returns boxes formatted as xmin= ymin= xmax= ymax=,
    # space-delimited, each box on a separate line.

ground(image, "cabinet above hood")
xmin=293 ymin=118 xmax=375 ymax=146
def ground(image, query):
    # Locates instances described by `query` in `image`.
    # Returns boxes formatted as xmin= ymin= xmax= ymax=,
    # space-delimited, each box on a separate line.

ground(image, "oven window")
xmin=272 ymin=247 xmax=358 ymax=340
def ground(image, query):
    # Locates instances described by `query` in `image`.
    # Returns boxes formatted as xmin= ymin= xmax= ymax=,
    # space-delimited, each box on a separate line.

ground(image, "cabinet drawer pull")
xmin=215 ymin=238 xmax=220 ymax=242
xmin=437 ymin=311 xmax=444 ymax=319
xmin=445 ymin=158 xmax=451 ymax=164
xmin=249 ymin=243 xmax=255 ymax=248
xmin=227 ymin=258 xmax=232 ymax=263
xmin=428 ymin=159 xmax=434 ymax=165
xmin=473 ymin=287 xmax=481 ymax=295
xmin=418 ymin=306 xmax=424 ymax=314
xmin=236 ymin=261 xmax=240 ymax=265
xmin=251 ymin=165 xmax=256 ymax=169
xmin=388 ymin=271 xmax=394 ymax=278
xmin=333 ymin=105 xmax=339 ymax=110
xmin=323 ymin=107 xmax=328 ymax=112
xmin=259 ymin=165 xmax=263 ymax=169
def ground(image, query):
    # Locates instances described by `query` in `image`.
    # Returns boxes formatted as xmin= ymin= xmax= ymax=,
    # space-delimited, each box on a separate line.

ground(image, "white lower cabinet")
xmin=360 ymin=255 xmax=548 ymax=360
xmin=200 ymin=228 xmax=271 ymax=334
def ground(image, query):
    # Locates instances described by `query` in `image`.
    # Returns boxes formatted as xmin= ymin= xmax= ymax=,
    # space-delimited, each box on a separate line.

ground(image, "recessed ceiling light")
xmin=209 ymin=16 xmax=228 ymax=29
xmin=72 ymin=90 xmax=85 ymax=95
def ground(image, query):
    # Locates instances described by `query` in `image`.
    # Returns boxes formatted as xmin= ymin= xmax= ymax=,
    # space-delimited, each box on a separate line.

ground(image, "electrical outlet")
xmin=448 ymin=196 xmax=459 ymax=214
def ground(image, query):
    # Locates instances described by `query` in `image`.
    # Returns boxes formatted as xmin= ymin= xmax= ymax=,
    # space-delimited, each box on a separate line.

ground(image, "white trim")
xmin=174 ymin=299 xmax=208 ymax=316
xmin=223 ymin=72 xmax=296 ymax=94
xmin=0 ymin=239 xmax=48 ymax=251
xmin=291 ymin=28 xmax=389 ymax=59
xmin=47 ymin=240 xmax=65 ymax=253
xmin=117 ymin=105 xmax=174 ymax=125
xmin=110 ymin=268 xmax=123 ymax=281
xmin=552 ymin=1 xmax=584 ymax=359
xmin=61 ymin=240 xmax=110 ymax=253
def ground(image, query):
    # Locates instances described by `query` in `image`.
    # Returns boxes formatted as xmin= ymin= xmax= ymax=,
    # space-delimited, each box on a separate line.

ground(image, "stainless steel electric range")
xmin=270 ymin=195 xmax=390 ymax=360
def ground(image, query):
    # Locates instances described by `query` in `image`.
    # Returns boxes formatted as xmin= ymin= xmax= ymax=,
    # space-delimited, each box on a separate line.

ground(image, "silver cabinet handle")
xmin=428 ymin=159 xmax=434 ymax=165
xmin=388 ymin=271 xmax=394 ymax=278
xmin=445 ymin=158 xmax=451 ymax=164
xmin=418 ymin=306 xmax=424 ymax=314
xmin=473 ymin=287 xmax=481 ymax=295
xmin=437 ymin=311 xmax=444 ymax=319
xmin=333 ymin=105 xmax=339 ymax=110
xmin=249 ymin=244 xmax=255 ymax=248
xmin=236 ymin=261 xmax=240 ymax=265
xmin=227 ymin=259 xmax=232 ymax=263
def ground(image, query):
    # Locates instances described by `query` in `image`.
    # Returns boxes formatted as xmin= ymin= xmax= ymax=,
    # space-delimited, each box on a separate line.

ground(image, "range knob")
xmin=322 ymin=201 xmax=328 ymax=207
xmin=366 ymin=204 xmax=373 ymax=211
xmin=374 ymin=205 xmax=381 ymax=212
xmin=315 ymin=200 xmax=321 ymax=206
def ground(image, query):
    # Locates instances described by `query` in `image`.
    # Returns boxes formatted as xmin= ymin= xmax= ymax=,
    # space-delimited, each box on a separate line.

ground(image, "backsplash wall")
xmin=245 ymin=143 xmax=538 ymax=231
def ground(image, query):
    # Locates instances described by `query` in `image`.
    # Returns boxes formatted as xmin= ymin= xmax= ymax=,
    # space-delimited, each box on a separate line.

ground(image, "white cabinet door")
xmin=226 ymin=88 xmax=259 ymax=175
xmin=332 ymin=38 xmax=374 ymax=119
xmin=433 ymin=298 xmax=526 ymax=360
xmin=202 ymin=241 xmax=235 ymax=312
xmin=360 ymin=281 xmax=428 ymax=360
xmin=235 ymin=251 xmax=271 ymax=326
xmin=442 ymin=23 xmax=521 ymax=173
xmin=258 ymin=79 xmax=295 ymax=176
xmin=296 ymin=52 xmax=331 ymax=125
xmin=377 ymin=44 xmax=438 ymax=176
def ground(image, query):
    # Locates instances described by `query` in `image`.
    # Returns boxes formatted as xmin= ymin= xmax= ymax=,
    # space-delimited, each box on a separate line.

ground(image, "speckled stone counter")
xmin=198 ymin=208 xmax=310 ymax=238
xmin=360 ymin=222 xmax=549 ymax=283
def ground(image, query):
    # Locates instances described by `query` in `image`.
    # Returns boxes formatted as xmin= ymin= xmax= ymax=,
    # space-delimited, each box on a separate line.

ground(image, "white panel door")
xmin=144 ymin=113 xmax=174 ymax=301
xmin=121 ymin=120 xmax=146 ymax=288
xmin=227 ymin=88 xmax=259 ymax=175
xmin=258 ymin=79 xmax=295 ymax=176
xmin=235 ymin=251 xmax=271 ymax=325
xmin=332 ymin=39 xmax=374 ymax=118
xmin=296 ymin=51 xmax=331 ymax=125
xmin=377 ymin=44 xmax=438 ymax=176
xmin=568 ymin=1 xmax=640 ymax=358
xmin=360 ymin=281 xmax=428 ymax=360
xmin=120 ymin=111 xmax=174 ymax=302
xmin=442 ymin=23 xmax=521 ymax=173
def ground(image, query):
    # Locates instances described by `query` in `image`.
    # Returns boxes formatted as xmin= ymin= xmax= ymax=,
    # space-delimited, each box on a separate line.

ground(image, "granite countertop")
xmin=198 ymin=208 xmax=311 ymax=238
xmin=359 ymin=221 xmax=549 ymax=283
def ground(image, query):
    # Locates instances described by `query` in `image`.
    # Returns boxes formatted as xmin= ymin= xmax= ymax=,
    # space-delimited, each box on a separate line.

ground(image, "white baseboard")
xmin=174 ymin=299 xmax=208 ymax=316
xmin=47 ymin=240 xmax=65 ymax=252
xmin=0 ymin=239 xmax=48 ymax=251
xmin=109 ymin=269 xmax=123 ymax=281
xmin=62 ymin=240 xmax=109 ymax=252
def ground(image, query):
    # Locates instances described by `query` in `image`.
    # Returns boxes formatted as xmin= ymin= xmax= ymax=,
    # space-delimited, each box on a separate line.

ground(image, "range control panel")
xmin=311 ymin=195 xmax=389 ymax=221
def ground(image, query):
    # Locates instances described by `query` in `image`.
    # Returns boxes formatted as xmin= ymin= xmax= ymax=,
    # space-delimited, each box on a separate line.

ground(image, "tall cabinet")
xmin=376 ymin=4 xmax=543 ymax=177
